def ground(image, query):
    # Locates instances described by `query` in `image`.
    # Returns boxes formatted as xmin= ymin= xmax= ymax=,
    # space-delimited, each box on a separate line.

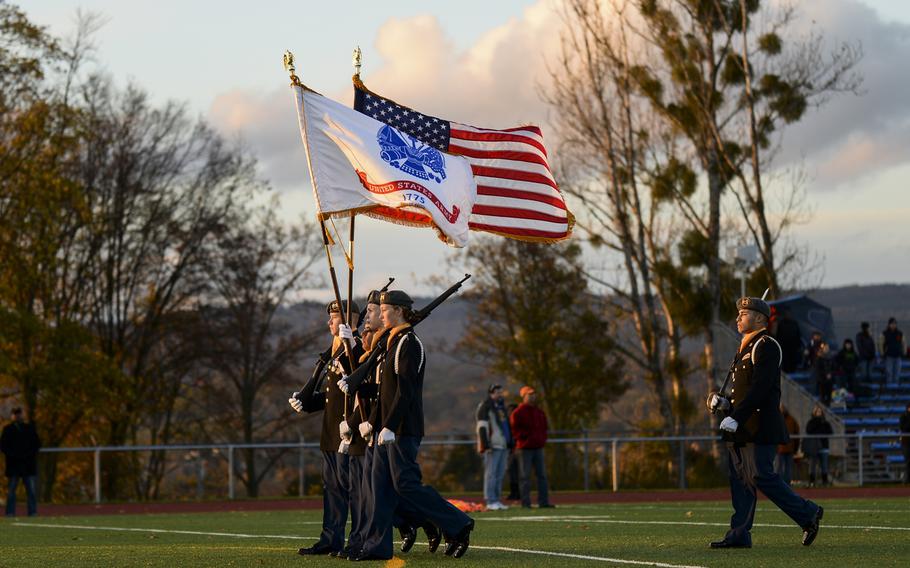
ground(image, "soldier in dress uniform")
xmin=289 ymin=299 xmax=365 ymax=558
xmin=344 ymin=290 xmax=439 ymax=557
xmin=707 ymin=295 xmax=824 ymax=549
xmin=347 ymin=290 xmax=473 ymax=561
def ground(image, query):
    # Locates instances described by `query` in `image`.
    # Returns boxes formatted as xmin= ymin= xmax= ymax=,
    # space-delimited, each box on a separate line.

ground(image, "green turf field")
xmin=1 ymin=498 xmax=909 ymax=567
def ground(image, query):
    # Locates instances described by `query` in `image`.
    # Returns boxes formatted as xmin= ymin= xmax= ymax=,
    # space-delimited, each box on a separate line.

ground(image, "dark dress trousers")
xmin=298 ymin=337 xmax=365 ymax=552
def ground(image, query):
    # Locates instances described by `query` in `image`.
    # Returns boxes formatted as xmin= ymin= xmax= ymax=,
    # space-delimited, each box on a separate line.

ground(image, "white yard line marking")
xmin=464 ymin=544 xmax=707 ymax=567
xmin=12 ymin=522 xmax=707 ymax=568
xmin=484 ymin=517 xmax=910 ymax=531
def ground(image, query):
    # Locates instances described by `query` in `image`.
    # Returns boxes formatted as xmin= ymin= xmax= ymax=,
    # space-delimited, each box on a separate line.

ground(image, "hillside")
xmin=280 ymin=283 xmax=910 ymax=437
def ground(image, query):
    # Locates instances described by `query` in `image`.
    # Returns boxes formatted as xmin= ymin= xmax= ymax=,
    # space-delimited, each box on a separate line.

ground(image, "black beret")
xmin=736 ymin=296 xmax=770 ymax=318
xmin=366 ymin=290 xmax=381 ymax=305
xmin=379 ymin=290 xmax=413 ymax=307
xmin=326 ymin=299 xmax=361 ymax=315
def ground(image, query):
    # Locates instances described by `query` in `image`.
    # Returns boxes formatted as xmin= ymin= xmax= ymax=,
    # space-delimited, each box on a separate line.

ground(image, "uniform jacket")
xmin=352 ymin=327 xmax=389 ymax=435
xmin=1 ymin=421 xmax=41 ymax=477
xmin=510 ymin=403 xmax=548 ymax=450
xmin=298 ymin=336 xmax=366 ymax=454
xmin=723 ymin=329 xmax=789 ymax=446
xmin=374 ymin=325 xmax=426 ymax=438
xmin=475 ymin=397 xmax=512 ymax=451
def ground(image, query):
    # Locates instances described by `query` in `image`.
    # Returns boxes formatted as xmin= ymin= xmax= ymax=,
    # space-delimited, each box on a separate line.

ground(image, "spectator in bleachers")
xmin=880 ymin=318 xmax=905 ymax=387
xmin=776 ymin=405 xmax=800 ymax=485
xmin=812 ymin=342 xmax=834 ymax=405
xmin=855 ymin=322 xmax=876 ymax=383
xmin=804 ymin=405 xmax=833 ymax=487
xmin=806 ymin=331 xmax=824 ymax=370
xmin=900 ymin=403 xmax=910 ymax=484
xmin=836 ymin=339 xmax=859 ymax=394
xmin=775 ymin=309 xmax=803 ymax=373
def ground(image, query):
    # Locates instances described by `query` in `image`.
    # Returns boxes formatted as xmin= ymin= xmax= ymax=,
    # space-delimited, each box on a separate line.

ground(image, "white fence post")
xmin=611 ymin=439 xmax=619 ymax=492
xmin=94 ymin=449 xmax=101 ymax=504
xmin=228 ymin=445 xmax=235 ymax=500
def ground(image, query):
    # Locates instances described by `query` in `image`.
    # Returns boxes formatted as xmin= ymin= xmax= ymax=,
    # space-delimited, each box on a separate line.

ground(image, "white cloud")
xmin=206 ymin=0 xmax=910 ymax=287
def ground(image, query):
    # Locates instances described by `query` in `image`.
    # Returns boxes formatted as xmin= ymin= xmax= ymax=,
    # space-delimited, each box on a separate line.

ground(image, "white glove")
xmin=337 ymin=376 xmax=349 ymax=394
xmin=359 ymin=422 xmax=373 ymax=439
xmin=288 ymin=392 xmax=303 ymax=413
xmin=339 ymin=420 xmax=352 ymax=441
xmin=719 ymin=416 xmax=739 ymax=432
xmin=709 ymin=394 xmax=730 ymax=412
xmin=338 ymin=439 xmax=350 ymax=454
xmin=378 ymin=427 xmax=396 ymax=445
xmin=338 ymin=324 xmax=354 ymax=343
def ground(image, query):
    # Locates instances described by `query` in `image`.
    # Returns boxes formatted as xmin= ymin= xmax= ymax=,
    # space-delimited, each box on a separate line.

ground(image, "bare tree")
xmin=545 ymin=0 xmax=700 ymax=434
xmin=189 ymin=203 xmax=322 ymax=497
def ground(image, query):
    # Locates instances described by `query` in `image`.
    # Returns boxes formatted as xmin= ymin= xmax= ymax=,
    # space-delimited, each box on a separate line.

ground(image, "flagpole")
xmin=284 ymin=50 xmax=357 ymax=373
xmin=348 ymin=46 xmax=368 ymax=423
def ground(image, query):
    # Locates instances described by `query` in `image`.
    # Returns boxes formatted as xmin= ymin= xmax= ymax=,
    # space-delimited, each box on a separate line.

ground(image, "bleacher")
xmin=788 ymin=359 xmax=909 ymax=483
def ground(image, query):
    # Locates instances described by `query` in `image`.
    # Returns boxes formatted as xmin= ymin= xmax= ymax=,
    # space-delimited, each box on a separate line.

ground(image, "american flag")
xmin=353 ymin=79 xmax=573 ymax=242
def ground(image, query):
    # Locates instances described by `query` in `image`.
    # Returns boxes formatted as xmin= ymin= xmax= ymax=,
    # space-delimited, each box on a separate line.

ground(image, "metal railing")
xmin=35 ymin=431 xmax=907 ymax=505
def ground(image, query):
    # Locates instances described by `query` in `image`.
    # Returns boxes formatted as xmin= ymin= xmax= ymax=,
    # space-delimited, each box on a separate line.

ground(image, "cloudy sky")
xmin=20 ymin=0 xmax=910 ymax=297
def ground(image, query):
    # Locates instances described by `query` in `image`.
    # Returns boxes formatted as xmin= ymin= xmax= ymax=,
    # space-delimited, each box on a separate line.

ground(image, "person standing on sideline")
xmin=476 ymin=384 xmax=512 ymax=510
xmin=776 ymin=405 xmax=800 ymax=486
xmin=510 ymin=386 xmax=553 ymax=509
xmin=2 ymin=407 xmax=41 ymax=517
xmin=899 ymin=403 xmax=910 ymax=484
xmin=707 ymin=294 xmax=823 ymax=549
xmin=804 ymin=405 xmax=833 ymax=487
xmin=855 ymin=322 xmax=876 ymax=383
xmin=505 ymin=403 xmax=521 ymax=501
xmin=880 ymin=318 xmax=905 ymax=387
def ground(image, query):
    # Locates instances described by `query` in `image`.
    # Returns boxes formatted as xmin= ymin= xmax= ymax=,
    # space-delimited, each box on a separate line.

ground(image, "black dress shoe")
xmin=298 ymin=543 xmax=334 ymax=555
xmin=444 ymin=520 xmax=474 ymax=558
xmin=538 ymin=503 xmax=556 ymax=508
xmin=802 ymin=505 xmax=824 ymax=546
xmin=399 ymin=525 xmax=418 ymax=553
xmin=348 ymin=550 xmax=392 ymax=562
xmin=424 ymin=523 xmax=442 ymax=553
xmin=709 ymin=539 xmax=751 ymax=549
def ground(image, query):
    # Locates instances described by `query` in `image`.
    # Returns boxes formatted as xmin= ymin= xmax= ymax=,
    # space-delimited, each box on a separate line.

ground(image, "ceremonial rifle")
xmin=344 ymin=274 xmax=471 ymax=391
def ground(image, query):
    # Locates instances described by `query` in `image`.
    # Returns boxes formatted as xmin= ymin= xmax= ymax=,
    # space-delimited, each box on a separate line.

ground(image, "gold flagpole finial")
xmin=352 ymin=46 xmax=362 ymax=78
xmin=283 ymin=50 xmax=301 ymax=86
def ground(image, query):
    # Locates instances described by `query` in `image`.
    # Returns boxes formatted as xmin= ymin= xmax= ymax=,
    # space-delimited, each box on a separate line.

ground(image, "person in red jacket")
xmin=509 ymin=386 xmax=553 ymax=509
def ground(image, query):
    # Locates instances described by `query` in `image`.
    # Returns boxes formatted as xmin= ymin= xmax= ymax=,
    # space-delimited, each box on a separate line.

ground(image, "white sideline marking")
xmin=12 ymin=522 xmax=707 ymax=568
xmin=612 ymin=505 xmax=910 ymax=514
xmin=484 ymin=516 xmax=910 ymax=531
xmin=12 ymin=522 xmax=305 ymax=540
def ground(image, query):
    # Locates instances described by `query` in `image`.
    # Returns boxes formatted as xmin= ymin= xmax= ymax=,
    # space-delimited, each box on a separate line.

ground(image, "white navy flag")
xmin=291 ymin=85 xmax=477 ymax=247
